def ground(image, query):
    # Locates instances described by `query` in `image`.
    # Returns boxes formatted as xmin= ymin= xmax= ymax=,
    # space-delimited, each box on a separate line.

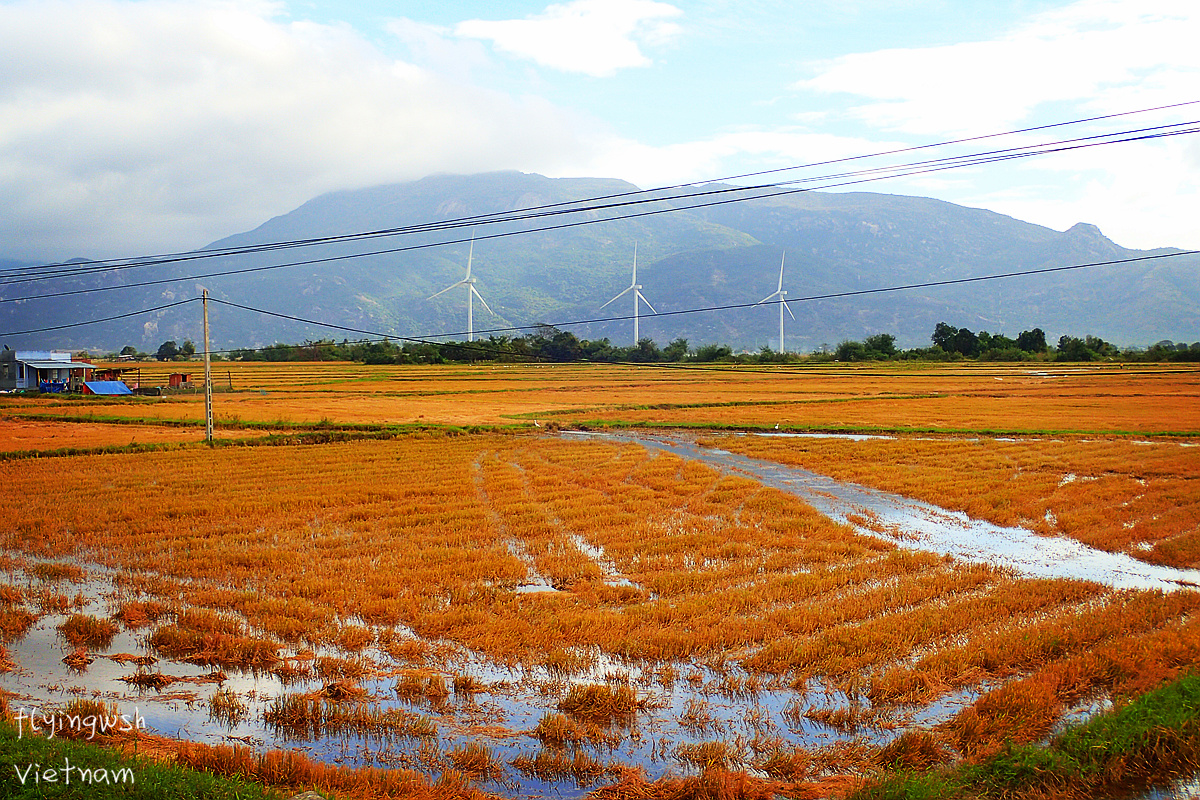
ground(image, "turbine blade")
xmin=778 ymin=252 xmax=786 ymax=292
xmin=600 ymin=286 xmax=633 ymax=310
xmin=632 ymin=241 xmax=638 ymax=285
xmin=638 ymin=291 xmax=657 ymax=315
xmin=756 ymin=291 xmax=778 ymax=306
xmin=471 ymin=285 xmax=493 ymax=315
xmin=465 ymin=236 xmax=474 ymax=280
xmin=427 ymin=281 xmax=465 ymax=300
xmin=785 ymin=301 xmax=796 ymax=321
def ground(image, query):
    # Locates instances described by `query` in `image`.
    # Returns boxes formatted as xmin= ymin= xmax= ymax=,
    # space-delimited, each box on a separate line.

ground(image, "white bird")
xmin=428 ymin=237 xmax=493 ymax=342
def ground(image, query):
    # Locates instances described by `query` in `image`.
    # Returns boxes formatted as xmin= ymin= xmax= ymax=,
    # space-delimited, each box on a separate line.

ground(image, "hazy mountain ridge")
xmin=3 ymin=171 xmax=1197 ymax=353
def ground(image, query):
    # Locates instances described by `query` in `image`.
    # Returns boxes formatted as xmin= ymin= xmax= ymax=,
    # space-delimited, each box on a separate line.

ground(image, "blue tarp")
xmin=83 ymin=381 xmax=133 ymax=396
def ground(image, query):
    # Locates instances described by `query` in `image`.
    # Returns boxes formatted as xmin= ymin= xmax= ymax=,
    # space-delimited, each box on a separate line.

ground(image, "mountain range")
xmin=5 ymin=171 xmax=1198 ymax=354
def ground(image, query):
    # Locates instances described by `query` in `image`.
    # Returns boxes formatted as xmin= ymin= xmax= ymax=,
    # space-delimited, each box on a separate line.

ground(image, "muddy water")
xmin=602 ymin=432 xmax=1200 ymax=592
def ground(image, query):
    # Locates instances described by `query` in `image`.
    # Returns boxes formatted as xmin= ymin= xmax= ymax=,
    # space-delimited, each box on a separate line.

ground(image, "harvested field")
xmin=5 ymin=362 xmax=1196 ymax=435
xmin=0 ymin=418 xmax=227 ymax=451
xmin=0 ymin=362 xmax=1196 ymax=799
xmin=694 ymin=432 xmax=1200 ymax=570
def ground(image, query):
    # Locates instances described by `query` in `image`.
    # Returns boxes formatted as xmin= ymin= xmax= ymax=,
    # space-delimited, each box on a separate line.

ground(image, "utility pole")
xmin=203 ymin=290 xmax=213 ymax=443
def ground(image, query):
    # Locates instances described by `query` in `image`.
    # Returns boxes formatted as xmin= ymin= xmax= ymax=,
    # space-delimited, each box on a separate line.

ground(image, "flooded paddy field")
xmin=1 ymin=555 xmax=986 ymax=798
xmin=617 ymin=432 xmax=1200 ymax=591
xmin=0 ymin=431 xmax=1196 ymax=797
xmin=1 ymin=362 xmax=1199 ymax=798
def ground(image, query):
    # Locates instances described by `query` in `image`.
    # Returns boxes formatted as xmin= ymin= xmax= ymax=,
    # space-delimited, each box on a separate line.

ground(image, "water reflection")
xmin=605 ymin=432 xmax=1200 ymax=592
xmin=1 ymin=560 xmax=958 ymax=799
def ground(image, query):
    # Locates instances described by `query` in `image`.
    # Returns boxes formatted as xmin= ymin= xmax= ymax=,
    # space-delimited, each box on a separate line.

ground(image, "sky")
xmin=1 ymin=0 xmax=1198 ymax=262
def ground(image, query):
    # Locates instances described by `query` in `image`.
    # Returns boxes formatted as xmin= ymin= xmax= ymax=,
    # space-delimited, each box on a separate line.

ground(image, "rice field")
xmin=696 ymin=433 xmax=1200 ymax=570
xmin=7 ymin=361 xmax=1197 ymax=434
xmin=0 ymin=418 xmax=270 ymax=452
xmin=0 ymin=361 xmax=1197 ymax=799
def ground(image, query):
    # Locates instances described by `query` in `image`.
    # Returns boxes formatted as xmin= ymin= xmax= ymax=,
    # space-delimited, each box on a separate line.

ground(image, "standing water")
xmin=590 ymin=431 xmax=1200 ymax=593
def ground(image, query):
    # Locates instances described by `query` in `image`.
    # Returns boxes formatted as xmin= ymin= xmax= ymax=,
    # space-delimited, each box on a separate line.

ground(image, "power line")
xmin=11 ymin=118 xmax=1200 ymax=287
xmin=5 ymin=100 xmax=1197 ymax=283
xmin=3 ymin=112 xmax=1197 ymax=294
xmin=207 ymin=298 xmax=527 ymax=360
xmin=13 ymin=249 xmax=1183 ymax=348
xmin=0 ymin=299 xmax=197 ymax=337
xmin=8 ymin=248 xmax=1194 ymax=371
xmin=4 ymin=120 xmax=1198 ymax=307
xmin=234 ymin=250 xmax=1200 ymax=343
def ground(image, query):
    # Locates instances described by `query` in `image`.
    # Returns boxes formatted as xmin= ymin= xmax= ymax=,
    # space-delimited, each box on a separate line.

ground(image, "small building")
xmin=0 ymin=349 xmax=94 ymax=392
xmin=168 ymin=372 xmax=193 ymax=389
xmin=92 ymin=366 xmax=130 ymax=382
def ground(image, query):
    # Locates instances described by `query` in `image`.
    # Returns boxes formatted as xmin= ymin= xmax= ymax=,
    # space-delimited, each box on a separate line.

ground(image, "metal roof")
xmin=83 ymin=381 xmax=132 ymax=396
xmin=21 ymin=360 xmax=95 ymax=369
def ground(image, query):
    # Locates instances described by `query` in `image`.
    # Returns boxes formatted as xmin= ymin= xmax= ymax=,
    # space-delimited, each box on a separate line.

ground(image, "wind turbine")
xmin=600 ymin=242 xmax=656 ymax=345
xmin=757 ymin=252 xmax=795 ymax=352
xmin=428 ymin=237 xmax=493 ymax=342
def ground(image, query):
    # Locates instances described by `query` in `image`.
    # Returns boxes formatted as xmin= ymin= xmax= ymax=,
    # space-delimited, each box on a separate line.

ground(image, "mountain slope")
xmin=3 ymin=172 xmax=1197 ymax=353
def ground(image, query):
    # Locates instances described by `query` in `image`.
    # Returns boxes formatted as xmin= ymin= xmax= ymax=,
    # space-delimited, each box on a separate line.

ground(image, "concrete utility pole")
xmin=203 ymin=289 xmax=213 ymax=443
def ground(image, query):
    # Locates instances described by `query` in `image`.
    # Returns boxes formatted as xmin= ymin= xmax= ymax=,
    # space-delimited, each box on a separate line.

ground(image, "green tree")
xmin=932 ymin=322 xmax=958 ymax=351
xmin=581 ymin=337 xmax=616 ymax=362
xmin=978 ymin=331 xmax=1016 ymax=352
xmin=952 ymin=328 xmax=980 ymax=357
xmin=692 ymin=344 xmax=732 ymax=362
xmin=755 ymin=346 xmax=793 ymax=364
xmin=1084 ymin=335 xmax=1118 ymax=358
xmin=835 ymin=340 xmax=868 ymax=361
xmin=863 ymin=333 xmax=897 ymax=357
xmin=532 ymin=327 xmax=582 ymax=362
xmin=663 ymin=338 xmax=689 ymax=362
xmin=627 ymin=338 xmax=662 ymax=362
xmin=1016 ymin=328 xmax=1048 ymax=353
xmin=155 ymin=340 xmax=180 ymax=361
xmin=360 ymin=341 xmax=398 ymax=364
xmin=1056 ymin=336 xmax=1093 ymax=361
xmin=229 ymin=347 xmax=258 ymax=361
xmin=180 ymin=340 xmax=196 ymax=358
xmin=399 ymin=342 xmax=443 ymax=364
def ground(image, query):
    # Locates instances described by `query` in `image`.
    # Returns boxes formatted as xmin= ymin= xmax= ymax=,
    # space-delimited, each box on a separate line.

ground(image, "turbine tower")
xmin=428 ymin=237 xmax=493 ymax=342
xmin=757 ymin=252 xmax=795 ymax=352
xmin=600 ymin=242 xmax=656 ymax=345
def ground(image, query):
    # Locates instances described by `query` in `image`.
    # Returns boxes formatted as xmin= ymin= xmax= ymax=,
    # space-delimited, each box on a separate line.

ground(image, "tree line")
xmin=836 ymin=325 xmax=1198 ymax=362
xmin=178 ymin=323 xmax=1200 ymax=365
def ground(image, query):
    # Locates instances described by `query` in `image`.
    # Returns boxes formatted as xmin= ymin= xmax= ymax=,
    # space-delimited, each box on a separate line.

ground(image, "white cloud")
xmin=799 ymin=0 xmax=1200 ymax=135
xmin=790 ymin=0 xmax=1200 ymax=249
xmin=2 ymin=0 xmax=1196 ymax=263
xmin=569 ymin=128 xmax=909 ymax=190
xmin=0 ymin=0 xmax=596 ymax=259
xmin=455 ymin=0 xmax=683 ymax=77
xmin=960 ymin=134 xmax=1200 ymax=249
xmin=385 ymin=17 xmax=493 ymax=83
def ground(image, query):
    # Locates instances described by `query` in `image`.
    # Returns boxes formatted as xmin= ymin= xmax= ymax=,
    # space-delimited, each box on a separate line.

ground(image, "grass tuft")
xmin=557 ymin=684 xmax=643 ymax=725
xmin=58 ymin=613 xmax=118 ymax=649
